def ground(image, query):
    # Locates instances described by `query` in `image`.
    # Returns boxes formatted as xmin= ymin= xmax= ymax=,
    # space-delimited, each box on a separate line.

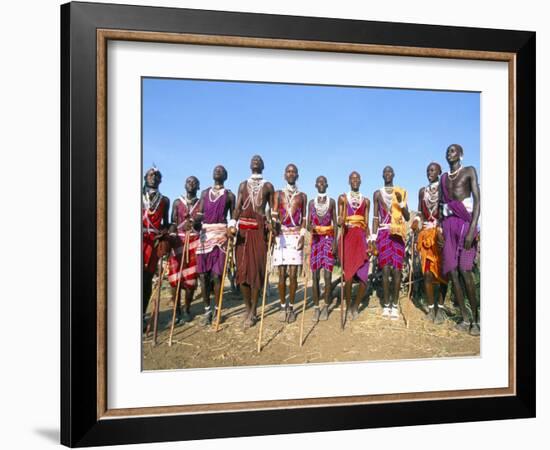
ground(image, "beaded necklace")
xmin=143 ymin=189 xmax=162 ymax=215
xmin=448 ymin=164 xmax=463 ymax=180
xmin=208 ymin=186 xmax=225 ymax=203
xmin=314 ymin=193 xmax=330 ymax=218
xmin=347 ymin=190 xmax=363 ymax=213
xmin=244 ymin=174 xmax=265 ymax=209
xmin=380 ymin=186 xmax=394 ymax=211
xmin=423 ymin=181 xmax=439 ymax=220
xmin=281 ymin=184 xmax=300 ymax=226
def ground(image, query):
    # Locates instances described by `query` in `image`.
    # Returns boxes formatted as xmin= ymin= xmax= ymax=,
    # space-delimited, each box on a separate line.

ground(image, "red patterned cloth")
xmin=236 ymin=190 xmax=267 ymax=290
xmin=376 ymin=199 xmax=405 ymax=270
xmin=309 ymin=203 xmax=335 ymax=272
xmin=142 ymin=198 xmax=167 ymax=274
xmin=167 ymin=234 xmax=199 ymax=288
xmin=339 ymin=196 xmax=370 ymax=282
xmin=167 ymin=198 xmax=199 ymax=288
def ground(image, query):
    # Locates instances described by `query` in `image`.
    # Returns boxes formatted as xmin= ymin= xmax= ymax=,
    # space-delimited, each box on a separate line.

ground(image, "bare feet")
xmin=426 ymin=307 xmax=436 ymax=322
xmin=455 ymin=320 xmax=471 ymax=333
xmin=278 ymin=306 xmax=287 ymax=322
xmin=287 ymin=308 xmax=297 ymax=324
xmin=434 ymin=308 xmax=447 ymax=325
xmin=200 ymin=310 xmax=212 ymax=326
xmin=311 ymin=307 xmax=321 ymax=323
xmin=319 ymin=305 xmax=329 ymax=321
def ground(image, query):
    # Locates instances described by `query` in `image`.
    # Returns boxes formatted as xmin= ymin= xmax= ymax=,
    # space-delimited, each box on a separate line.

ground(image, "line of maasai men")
xmin=142 ymin=144 xmax=480 ymax=336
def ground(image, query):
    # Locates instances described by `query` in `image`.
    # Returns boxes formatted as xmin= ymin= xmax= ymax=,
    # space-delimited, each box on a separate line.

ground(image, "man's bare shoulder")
xmin=464 ymin=166 xmax=478 ymax=176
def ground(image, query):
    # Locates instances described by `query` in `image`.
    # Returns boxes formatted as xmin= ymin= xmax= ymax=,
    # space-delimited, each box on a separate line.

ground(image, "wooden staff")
xmin=168 ymin=233 xmax=190 ymax=347
xmin=401 ymin=231 xmax=415 ymax=329
xmin=152 ymin=256 xmax=166 ymax=347
xmin=214 ymin=236 xmax=234 ymax=331
xmin=184 ymin=231 xmax=190 ymax=264
xmin=299 ymin=250 xmax=310 ymax=347
xmin=340 ymin=195 xmax=347 ymax=331
xmin=257 ymin=229 xmax=273 ymax=353
xmin=145 ymin=256 xmax=165 ymax=337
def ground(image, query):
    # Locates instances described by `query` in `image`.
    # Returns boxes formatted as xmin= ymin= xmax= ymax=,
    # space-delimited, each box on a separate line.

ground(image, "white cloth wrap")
xmin=271 ymin=227 xmax=303 ymax=266
xmin=442 ymin=197 xmax=474 ymax=217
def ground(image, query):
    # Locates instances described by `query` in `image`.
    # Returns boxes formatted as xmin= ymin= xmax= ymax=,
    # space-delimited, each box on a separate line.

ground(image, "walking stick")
xmin=168 ymin=234 xmax=190 ymax=346
xmin=340 ymin=195 xmax=347 ymax=331
xmin=214 ymin=236 xmax=234 ymax=331
xmin=184 ymin=232 xmax=190 ymax=264
xmin=257 ymin=229 xmax=274 ymax=353
xmin=152 ymin=256 xmax=166 ymax=347
xmin=401 ymin=232 xmax=415 ymax=329
xmin=299 ymin=250 xmax=310 ymax=347
xmin=145 ymin=256 xmax=165 ymax=337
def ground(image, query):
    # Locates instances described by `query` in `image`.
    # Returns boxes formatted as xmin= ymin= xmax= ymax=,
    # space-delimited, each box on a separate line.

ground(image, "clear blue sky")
xmin=142 ymin=78 xmax=480 ymax=210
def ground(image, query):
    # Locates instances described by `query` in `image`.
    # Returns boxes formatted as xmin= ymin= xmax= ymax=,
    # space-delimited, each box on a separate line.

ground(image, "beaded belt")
xmin=239 ymin=217 xmax=259 ymax=230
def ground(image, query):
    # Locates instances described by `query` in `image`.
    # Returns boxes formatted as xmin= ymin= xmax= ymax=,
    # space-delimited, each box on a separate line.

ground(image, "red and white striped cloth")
xmin=196 ymin=223 xmax=228 ymax=255
xmin=167 ymin=232 xmax=199 ymax=289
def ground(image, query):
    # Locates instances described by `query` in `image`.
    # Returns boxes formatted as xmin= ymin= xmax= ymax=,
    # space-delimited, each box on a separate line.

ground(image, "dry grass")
xmin=142 ymin=275 xmax=479 ymax=370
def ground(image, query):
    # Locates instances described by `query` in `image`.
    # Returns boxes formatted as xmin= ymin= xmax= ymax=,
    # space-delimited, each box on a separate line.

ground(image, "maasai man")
xmin=142 ymin=166 xmax=170 ymax=323
xmin=440 ymin=144 xmax=480 ymax=335
xmin=196 ymin=165 xmax=235 ymax=326
xmin=338 ymin=171 xmax=370 ymax=321
xmin=230 ymin=155 xmax=274 ymax=328
xmin=167 ymin=176 xmax=201 ymax=323
xmin=307 ymin=175 xmax=338 ymax=322
xmin=372 ymin=166 xmax=410 ymax=320
xmin=272 ymin=164 xmax=307 ymax=324
xmin=411 ymin=163 xmax=448 ymax=324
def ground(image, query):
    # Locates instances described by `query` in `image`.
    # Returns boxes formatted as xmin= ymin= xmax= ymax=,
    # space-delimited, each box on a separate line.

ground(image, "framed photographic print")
xmin=61 ymin=1 xmax=535 ymax=447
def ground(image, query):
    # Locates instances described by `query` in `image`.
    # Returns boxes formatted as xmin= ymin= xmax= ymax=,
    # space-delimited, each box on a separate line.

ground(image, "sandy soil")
xmin=142 ymin=272 xmax=480 ymax=370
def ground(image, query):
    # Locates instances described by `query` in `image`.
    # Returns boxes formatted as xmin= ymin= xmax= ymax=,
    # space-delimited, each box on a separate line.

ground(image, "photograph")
xmin=141 ymin=77 xmax=482 ymax=370
xmin=58 ymin=1 xmax=536 ymax=446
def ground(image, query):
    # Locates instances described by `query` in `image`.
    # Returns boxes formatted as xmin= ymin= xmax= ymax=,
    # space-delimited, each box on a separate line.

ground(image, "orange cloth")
xmin=389 ymin=187 xmax=408 ymax=240
xmin=417 ymin=227 xmax=446 ymax=284
xmin=345 ymin=214 xmax=366 ymax=229
xmin=313 ymin=225 xmax=334 ymax=236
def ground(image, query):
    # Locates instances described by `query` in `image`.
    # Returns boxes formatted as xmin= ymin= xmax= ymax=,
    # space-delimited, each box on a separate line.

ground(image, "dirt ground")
xmin=142 ymin=271 xmax=480 ymax=370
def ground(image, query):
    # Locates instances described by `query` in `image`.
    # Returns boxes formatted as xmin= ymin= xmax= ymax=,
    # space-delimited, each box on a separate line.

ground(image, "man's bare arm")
xmin=337 ymin=194 xmax=345 ymax=227
xmin=364 ymin=198 xmax=371 ymax=237
xmin=300 ymin=193 xmax=307 ymax=228
xmin=227 ymin=191 xmax=236 ymax=221
xmin=171 ymin=199 xmax=179 ymax=225
xmin=307 ymin=200 xmax=314 ymax=233
xmin=161 ymin=196 xmax=170 ymax=229
xmin=417 ymin=188 xmax=424 ymax=221
xmin=400 ymin=190 xmax=410 ymax=222
xmin=331 ymin=198 xmax=338 ymax=245
xmin=372 ymin=191 xmax=379 ymax=235
xmin=232 ymin=182 xmax=246 ymax=221
xmin=466 ymin=167 xmax=480 ymax=241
